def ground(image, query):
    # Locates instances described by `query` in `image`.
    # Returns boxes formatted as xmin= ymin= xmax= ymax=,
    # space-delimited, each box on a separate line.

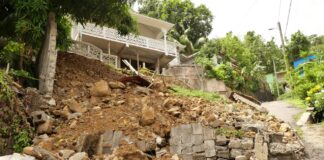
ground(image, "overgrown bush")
xmin=287 ymin=59 xmax=324 ymax=121
xmin=0 ymin=70 xmax=13 ymax=102
xmin=306 ymin=84 xmax=324 ymax=122
xmin=0 ymin=41 xmax=24 ymax=67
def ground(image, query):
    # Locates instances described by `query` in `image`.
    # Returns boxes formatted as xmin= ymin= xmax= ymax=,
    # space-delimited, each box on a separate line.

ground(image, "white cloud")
xmin=191 ymin=0 xmax=324 ymax=42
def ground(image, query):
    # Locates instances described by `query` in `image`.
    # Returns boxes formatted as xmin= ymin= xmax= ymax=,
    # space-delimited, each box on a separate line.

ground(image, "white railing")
xmin=68 ymin=40 xmax=118 ymax=67
xmin=74 ymin=23 xmax=177 ymax=56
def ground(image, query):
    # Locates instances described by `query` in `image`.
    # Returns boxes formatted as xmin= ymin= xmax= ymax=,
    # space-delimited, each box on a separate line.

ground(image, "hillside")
xmin=1 ymin=52 xmax=305 ymax=160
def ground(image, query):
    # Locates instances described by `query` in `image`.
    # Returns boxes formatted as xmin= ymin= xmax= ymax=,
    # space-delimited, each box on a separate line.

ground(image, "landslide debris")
xmin=6 ymin=52 xmax=305 ymax=160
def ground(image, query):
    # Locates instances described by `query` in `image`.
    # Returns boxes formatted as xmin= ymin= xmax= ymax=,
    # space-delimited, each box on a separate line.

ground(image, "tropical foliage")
xmin=139 ymin=0 xmax=213 ymax=55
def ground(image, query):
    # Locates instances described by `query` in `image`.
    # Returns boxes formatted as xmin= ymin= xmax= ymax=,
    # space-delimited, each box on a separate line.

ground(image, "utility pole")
xmin=273 ymin=59 xmax=280 ymax=96
xmin=277 ymin=22 xmax=289 ymax=72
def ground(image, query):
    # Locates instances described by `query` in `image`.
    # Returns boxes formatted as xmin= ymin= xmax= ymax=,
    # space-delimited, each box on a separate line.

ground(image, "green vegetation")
xmin=0 ymin=70 xmax=13 ymax=102
xmin=196 ymin=32 xmax=283 ymax=94
xmin=1 ymin=0 xmax=136 ymax=82
xmin=295 ymin=127 xmax=304 ymax=138
xmin=170 ymin=85 xmax=222 ymax=102
xmin=13 ymin=130 xmax=32 ymax=153
xmin=215 ymin=127 xmax=245 ymax=138
xmin=139 ymin=0 xmax=213 ymax=55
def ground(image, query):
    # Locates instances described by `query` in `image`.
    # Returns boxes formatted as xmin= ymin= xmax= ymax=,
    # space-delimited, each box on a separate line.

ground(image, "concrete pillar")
xmin=136 ymin=53 xmax=140 ymax=71
xmin=155 ymin=57 xmax=160 ymax=74
xmin=162 ymin=29 xmax=168 ymax=55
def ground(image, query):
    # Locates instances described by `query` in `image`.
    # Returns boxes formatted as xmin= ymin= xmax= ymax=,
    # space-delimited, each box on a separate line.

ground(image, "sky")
xmin=190 ymin=0 xmax=324 ymax=43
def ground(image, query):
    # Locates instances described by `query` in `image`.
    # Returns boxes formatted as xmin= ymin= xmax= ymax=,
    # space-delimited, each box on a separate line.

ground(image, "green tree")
xmin=0 ymin=0 xmax=136 ymax=70
xmin=286 ymin=31 xmax=311 ymax=62
xmin=243 ymin=31 xmax=283 ymax=73
xmin=139 ymin=0 xmax=213 ymax=54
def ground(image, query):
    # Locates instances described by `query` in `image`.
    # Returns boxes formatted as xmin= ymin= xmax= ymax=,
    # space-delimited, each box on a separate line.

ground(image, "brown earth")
xmin=24 ymin=52 xmax=302 ymax=159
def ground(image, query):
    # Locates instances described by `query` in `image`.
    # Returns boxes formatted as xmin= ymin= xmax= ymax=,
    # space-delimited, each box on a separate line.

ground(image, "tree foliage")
xmin=139 ymin=0 xmax=213 ymax=54
xmin=286 ymin=31 xmax=311 ymax=62
xmin=196 ymin=32 xmax=284 ymax=93
xmin=0 ymin=0 xmax=136 ymax=76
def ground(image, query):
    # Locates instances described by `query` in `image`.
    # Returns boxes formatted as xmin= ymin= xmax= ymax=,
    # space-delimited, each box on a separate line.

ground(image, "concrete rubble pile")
xmin=0 ymin=53 xmax=305 ymax=160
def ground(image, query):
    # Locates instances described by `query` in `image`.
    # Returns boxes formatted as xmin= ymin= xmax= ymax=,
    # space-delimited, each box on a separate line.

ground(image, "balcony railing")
xmin=68 ymin=40 xmax=118 ymax=67
xmin=72 ymin=23 xmax=177 ymax=56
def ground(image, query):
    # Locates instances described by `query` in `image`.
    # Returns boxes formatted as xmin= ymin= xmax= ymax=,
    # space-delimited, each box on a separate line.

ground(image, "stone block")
xmin=204 ymin=140 xmax=215 ymax=150
xmin=228 ymin=139 xmax=242 ymax=149
xmin=230 ymin=149 xmax=243 ymax=158
xmin=217 ymin=150 xmax=230 ymax=159
xmin=215 ymin=146 xmax=227 ymax=151
xmin=235 ymin=155 xmax=248 ymax=160
xmin=215 ymin=135 xmax=228 ymax=146
xmin=241 ymin=138 xmax=254 ymax=150
xmin=193 ymin=153 xmax=206 ymax=160
xmin=191 ymin=134 xmax=203 ymax=145
xmin=192 ymin=144 xmax=205 ymax=153
xmin=181 ymin=134 xmax=193 ymax=145
xmin=203 ymin=127 xmax=215 ymax=140
xmin=181 ymin=154 xmax=193 ymax=160
xmin=179 ymin=124 xmax=193 ymax=136
xmin=182 ymin=146 xmax=193 ymax=154
xmin=205 ymin=149 xmax=216 ymax=158
xmin=169 ymin=136 xmax=181 ymax=146
xmin=111 ymin=131 xmax=123 ymax=148
xmin=192 ymin=123 xmax=203 ymax=135
xmin=254 ymin=133 xmax=268 ymax=160
xmin=170 ymin=145 xmax=182 ymax=154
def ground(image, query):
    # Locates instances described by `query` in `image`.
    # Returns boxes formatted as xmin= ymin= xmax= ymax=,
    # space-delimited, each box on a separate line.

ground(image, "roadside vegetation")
xmin=170 ymin=85 xmax=223 ymax=102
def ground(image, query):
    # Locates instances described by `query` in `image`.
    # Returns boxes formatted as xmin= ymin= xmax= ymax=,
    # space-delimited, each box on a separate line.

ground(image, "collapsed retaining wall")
xmin=164 ymin=65 xmax=227 ymax=93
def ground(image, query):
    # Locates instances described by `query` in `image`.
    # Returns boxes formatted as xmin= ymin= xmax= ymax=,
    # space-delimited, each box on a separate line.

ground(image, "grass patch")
xmin=295 ymin=127 xmax=304 ymax=138
xmin=278 ymin=92 xmax=307 ymax=110
xmin=293 ymin=112 xmax=304 ymax=121
xmin=170 ymin=85 xmax=221 ymax=102
xmin=215 ymin=128 xmax=245 ymax=138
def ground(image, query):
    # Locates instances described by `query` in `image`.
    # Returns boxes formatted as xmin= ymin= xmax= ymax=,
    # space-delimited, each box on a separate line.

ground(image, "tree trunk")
xmin=38 ymin=12 xmax=58 ymax=95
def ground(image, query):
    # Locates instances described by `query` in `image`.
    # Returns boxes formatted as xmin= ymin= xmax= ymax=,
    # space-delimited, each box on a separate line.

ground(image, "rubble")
xmin=10 ymin=53 xmax=306 ymax=160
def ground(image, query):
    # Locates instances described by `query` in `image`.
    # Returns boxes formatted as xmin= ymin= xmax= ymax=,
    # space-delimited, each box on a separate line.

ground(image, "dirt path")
xmin=262 ymin=101 xmax=324 ymax=160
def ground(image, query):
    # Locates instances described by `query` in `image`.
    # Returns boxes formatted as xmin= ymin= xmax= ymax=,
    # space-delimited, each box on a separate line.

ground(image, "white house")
xmin=69 ymin=12 xmax=183 ymax=73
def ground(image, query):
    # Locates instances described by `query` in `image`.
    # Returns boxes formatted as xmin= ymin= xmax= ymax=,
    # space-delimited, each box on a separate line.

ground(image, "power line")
xmin=284 ymin=0 xmax=293 ymax=36
xmin=277 ymin=0 xmax=282 ymax=21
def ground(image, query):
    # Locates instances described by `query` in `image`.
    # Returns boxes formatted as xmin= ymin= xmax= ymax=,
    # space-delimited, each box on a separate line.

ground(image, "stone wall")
xmin=169 ymin=123 xmax=304 ymax=160
xmin=164 ymin=65 xmax=227 ymax=93
xmin=38 ymin=12 xmax=58 ymax=95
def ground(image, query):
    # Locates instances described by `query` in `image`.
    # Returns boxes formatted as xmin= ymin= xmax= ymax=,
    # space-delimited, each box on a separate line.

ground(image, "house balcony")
xmin=71 ymin=23 xmax=180 ymax=69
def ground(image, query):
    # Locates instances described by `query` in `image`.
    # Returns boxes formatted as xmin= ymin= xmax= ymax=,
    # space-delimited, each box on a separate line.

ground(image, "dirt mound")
xmin=14 ymin=52 xmax=304 ymax=160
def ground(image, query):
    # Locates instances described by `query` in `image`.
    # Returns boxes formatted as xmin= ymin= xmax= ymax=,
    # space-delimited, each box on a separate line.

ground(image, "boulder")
xmin=59 ymin=150 xmax=75 ymax=159
xmin=109 ymin=81 xmax=126 ymax=89
xmin=69 ymin=152 xmax=89 ymax=160
xmin=37 ymin=117 xmax=54 ymax=134
xmin=66 ymin=99 xmax=87 ymax=113
xmin=0 ymin=153 xmax=35 ymax=160
xmin=90 ymin=80 xmax=111 ymax=97
xmin=140 ymin=104 xmax=155 ymax=126
xmin=23 ymin=146 xmax=56 ymax=160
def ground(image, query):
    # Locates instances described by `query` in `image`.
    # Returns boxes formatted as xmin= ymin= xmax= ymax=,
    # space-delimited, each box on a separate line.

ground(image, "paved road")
xmin=262 ymin=101 xmax=301 ymax=126
xmin=262 ymin=101 xmax=324 ymax=160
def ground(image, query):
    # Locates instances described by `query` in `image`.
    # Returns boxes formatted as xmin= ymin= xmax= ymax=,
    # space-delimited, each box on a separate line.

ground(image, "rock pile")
xmin=0 ymin=53 xmax=306 ymax=160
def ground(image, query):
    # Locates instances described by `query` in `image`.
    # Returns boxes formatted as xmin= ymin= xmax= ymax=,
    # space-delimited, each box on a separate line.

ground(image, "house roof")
xmin=131 ymin=11 xmax=174 ymax=32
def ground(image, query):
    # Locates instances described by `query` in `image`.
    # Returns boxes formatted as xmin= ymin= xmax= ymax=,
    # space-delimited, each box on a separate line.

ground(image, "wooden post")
xmin=137 ymin=53 xmax=140 ymax=71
